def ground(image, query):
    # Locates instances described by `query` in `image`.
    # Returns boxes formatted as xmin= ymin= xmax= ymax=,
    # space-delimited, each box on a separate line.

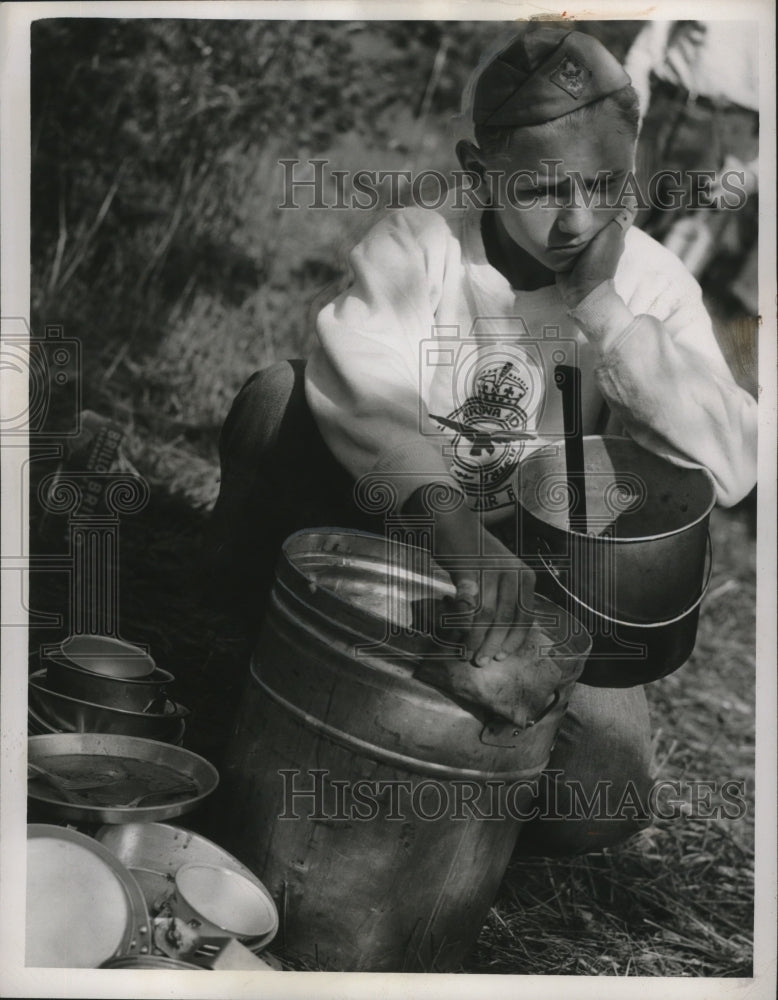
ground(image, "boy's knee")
xmin=206 ymin=359 xmax=307 ymax=609
xmin=219 ymin=358 xmax=307 ymax=470
xmin=516 ymin=757 xmax=652 ymax=858
xmin=515 ymin=684 xmax=654 ymax=857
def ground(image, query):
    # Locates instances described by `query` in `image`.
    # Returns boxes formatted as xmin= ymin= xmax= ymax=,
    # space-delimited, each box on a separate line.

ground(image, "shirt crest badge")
xmin=549 ymin=56 xmax=591 ymax=99
xmin=436 ymin=360 xmax=537 ymax=513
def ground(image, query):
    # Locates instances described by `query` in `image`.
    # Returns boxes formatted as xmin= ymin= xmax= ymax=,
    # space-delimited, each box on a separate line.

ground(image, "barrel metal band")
xmin=254 ymin=676 xmax=550 ymax=783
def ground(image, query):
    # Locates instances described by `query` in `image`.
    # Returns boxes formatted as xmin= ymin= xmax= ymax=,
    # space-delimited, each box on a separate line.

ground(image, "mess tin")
xmin=44 ymin=650 xmax=173 ymax=713
xmin=95 ymin=822 xmax=278 ymax=952
xmin=58 ymin=635 xmax=156 ymax=678
xmin=512 ymin=436 xmax=715 ymax=686
xmin=29 ymin=670 xmax=188 ymax=742
xmin=171 ymin=863 xmax=278 ymax=942
xmin=100 ymin=955 xmax=209 ymax=970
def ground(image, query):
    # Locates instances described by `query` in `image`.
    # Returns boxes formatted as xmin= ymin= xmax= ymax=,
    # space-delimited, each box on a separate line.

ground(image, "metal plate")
xmin=26 ymin=824 xmax=151 ymax=967
xmin=27 ymin=734 xmax=219 ymax=824
xmin=95 ymin=822 xmax=278 ymax=953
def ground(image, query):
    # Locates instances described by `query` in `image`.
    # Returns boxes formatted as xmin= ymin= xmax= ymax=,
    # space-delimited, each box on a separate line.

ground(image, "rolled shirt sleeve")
xmin=569 ymin=259 xmax=757 ymax=507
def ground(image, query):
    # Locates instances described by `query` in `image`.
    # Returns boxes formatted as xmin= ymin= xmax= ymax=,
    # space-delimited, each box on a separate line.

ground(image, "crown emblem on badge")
xmin=476 ymin=362 xmax=528 ymax=405
xmin=549 ymin=55 xmax=591 ymax=99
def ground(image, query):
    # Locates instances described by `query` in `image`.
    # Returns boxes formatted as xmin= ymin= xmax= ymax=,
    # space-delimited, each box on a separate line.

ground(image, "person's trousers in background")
xmin=207 ymin=360 xmax=653 ymax=856
xmin=634 ymin=77 xmax=759 ymax=245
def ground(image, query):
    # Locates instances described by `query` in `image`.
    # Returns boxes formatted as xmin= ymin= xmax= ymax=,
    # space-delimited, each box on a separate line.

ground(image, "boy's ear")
xmin=456 ymin=140 xmax=486 ymax=179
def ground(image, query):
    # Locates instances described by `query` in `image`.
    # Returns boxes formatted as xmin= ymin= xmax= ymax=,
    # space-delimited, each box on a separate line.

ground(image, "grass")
xmin=26 ymin=19 xmax=758 ymax=979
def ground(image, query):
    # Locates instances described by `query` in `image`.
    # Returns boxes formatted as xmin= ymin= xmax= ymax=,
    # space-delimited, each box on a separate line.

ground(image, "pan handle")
xmin=536 ymin=530 xmax=713 ymax=629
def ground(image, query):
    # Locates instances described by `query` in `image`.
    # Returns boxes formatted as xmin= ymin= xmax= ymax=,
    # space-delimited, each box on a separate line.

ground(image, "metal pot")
xmin=512 ymin=436 xmax=715 ymax=685
xmin=534 ymin=550 xmax=710 ymax=687
xmin=220 ymin=529 xmax=591 ymax=973
xmin=28 ymin=670 xmax=188 ymax=742
xmin=59 ymin=634 xmax=156 ymax=678
xmin=44 ymin=651 xmax=172 ymax=713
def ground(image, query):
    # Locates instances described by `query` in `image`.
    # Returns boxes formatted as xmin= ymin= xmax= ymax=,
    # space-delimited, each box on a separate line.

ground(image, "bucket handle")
xmin=535 ymin=530 xmax=713 ymax=629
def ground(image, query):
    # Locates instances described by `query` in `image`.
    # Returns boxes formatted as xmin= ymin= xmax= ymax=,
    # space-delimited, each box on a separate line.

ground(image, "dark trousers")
xmin=208 ymin=360 xmax=653 ymax=855
xmin=635 ymin=82 xmax=759 ymax=241
xmin=206 ymin=359 xmax=384 ymax=621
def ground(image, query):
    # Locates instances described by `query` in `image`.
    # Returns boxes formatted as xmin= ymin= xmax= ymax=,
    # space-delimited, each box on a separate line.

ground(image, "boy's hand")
xmin=450 ymin=530 xmax=536 ymax=667
xmin=402 ymin=491 xmax=535 ymax=666
xmin=556 ymin=205 xmax=636 ymax=308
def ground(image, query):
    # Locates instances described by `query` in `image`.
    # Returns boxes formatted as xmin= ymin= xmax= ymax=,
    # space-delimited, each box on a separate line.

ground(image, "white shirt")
xmin=306 ymin=204 xmax=757 ymax=520
xmin=624 ymin=21 xmax=759 ymax=117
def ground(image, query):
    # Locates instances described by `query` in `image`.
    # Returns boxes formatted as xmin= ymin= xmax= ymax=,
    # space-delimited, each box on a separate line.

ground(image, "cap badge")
xmin=549 ymin=55 xmax=591 ymax=99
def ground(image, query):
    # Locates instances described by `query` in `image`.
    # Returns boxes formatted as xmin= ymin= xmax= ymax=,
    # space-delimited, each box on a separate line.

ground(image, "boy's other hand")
xmin=403 ymin=485 xmax=536 ymax=665
xmin=556 ymin=206 xmax=635 ymax=308
xmin=452 ymin=530 xmax=536 ymax=667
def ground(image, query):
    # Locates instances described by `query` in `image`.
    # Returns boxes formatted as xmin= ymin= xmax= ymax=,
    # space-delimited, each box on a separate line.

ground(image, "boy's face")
xmin=476 ymin=112 xmax=635 ymax=273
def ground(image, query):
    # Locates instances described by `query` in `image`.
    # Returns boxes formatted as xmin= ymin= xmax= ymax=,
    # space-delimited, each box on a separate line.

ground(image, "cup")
xmin=171 ymin=863 xmax=277 ymax=941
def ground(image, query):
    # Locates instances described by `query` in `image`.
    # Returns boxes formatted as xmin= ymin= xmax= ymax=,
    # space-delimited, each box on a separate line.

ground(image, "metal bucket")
xmin=220 ymin=529 xmax=590 ymax=972
xmin=511 ymin=436 xmax=715 ymax=686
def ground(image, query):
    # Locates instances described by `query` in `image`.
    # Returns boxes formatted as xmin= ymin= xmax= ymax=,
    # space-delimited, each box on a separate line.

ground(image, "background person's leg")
xmin=515 ymin=683 xmax=653 ymax=857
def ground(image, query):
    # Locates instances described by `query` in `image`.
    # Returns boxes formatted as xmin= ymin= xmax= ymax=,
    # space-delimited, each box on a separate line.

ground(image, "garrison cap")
xmin=473 ymin=25 xmax=631 ymax=128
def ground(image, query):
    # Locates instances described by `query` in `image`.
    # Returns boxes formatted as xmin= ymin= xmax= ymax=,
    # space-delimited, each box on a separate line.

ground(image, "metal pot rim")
xmin=29 ymin=670 xmax=188 ymax=720
xmin=278 ymin=529 xmax=590 ymax=657
xmin=518 ymin=435 xmax=717 ymax=544
xmin=45 ymin=650 xmax=174 ymax=687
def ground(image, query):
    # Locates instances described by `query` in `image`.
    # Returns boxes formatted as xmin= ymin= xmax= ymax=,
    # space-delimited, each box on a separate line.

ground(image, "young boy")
xmin=210 ymin=25 xmax=757 ymax=855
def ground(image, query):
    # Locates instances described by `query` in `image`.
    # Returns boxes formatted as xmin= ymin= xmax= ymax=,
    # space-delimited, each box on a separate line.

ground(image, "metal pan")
xmin=29 ymin=670 xmax=188 ymax=742
xmin=26 ymin=823 xmax=151 ymax=967
xmin=96 ymin=822 xmax=278 ymax=952
xmin=45 ymin=651 xmax=173 ymax=713
xmin=28 ymin=704 xmax=59 ymax=735
xmin=28 ymin=703 xmax=186 ymax=747
xmin=27 ymin=733 xmax=219 ymax=824
xmin=59 ymin=634 xmax=156 ymax=678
